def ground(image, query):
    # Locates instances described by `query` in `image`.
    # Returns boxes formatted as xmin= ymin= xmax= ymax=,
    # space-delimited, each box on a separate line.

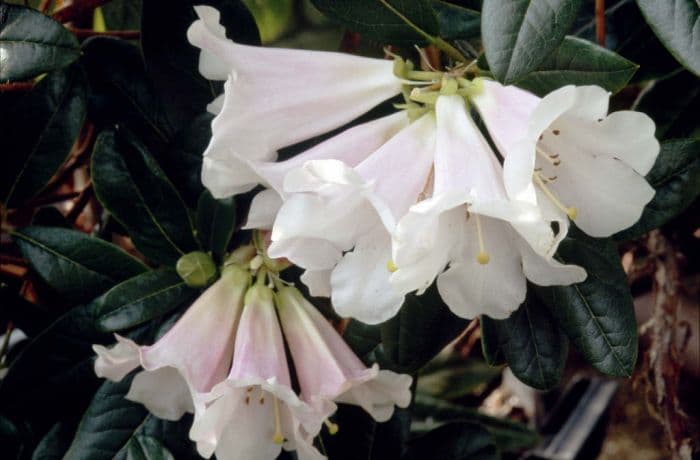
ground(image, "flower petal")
xmin=330 ymin=227 xmax=404 ymax=324
xmin=517 ymin=238 xmax=587 ymax=286
xmin=93 ymin=335 xmax=140 ymax=381
xmin=300 ymin=269 xmax=332 ymax=298
xmin=126 ymin=368 xmax=193 ymax=421
xmin=334 ymin=368 xmax=413 ymax=422
xmin=139 ymin=265 xmax=249 ymax=393
xmin=244 ymin=189 xmax=283 ymax=230
xmin=436 ymin=218 xmax=526 ymax=319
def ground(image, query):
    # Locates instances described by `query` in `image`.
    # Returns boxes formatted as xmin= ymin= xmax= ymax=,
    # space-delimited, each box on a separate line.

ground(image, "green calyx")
xmin=176 ymin=251 xmax=218 ymax=287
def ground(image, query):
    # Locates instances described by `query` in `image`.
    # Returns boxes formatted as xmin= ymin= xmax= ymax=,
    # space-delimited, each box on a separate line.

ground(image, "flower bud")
xmin=176 ymin=251 xmax=217 ymax=287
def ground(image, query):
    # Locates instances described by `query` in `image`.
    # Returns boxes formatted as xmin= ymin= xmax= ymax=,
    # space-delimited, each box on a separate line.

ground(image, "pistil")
xmin=324 ymin=419 xmax=340 ymax=435
xmin=272 ymin=396 xmax=284 ymax=444
xmin=474 ymin=214 xmax=490 ymax=265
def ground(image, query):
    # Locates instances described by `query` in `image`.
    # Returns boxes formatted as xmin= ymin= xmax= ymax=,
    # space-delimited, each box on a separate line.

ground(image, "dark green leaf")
xmin=0 ymin=414 xmax=25 ymax=460
xmin=433 ymin=1 xmax=480 ymax=40
xmin=31 ymin=422 xmax=75 ymax=460
xmin=91 ymin=128 xmax=199 ymax=265
xmin=537 ymin=228 xmax=637 ymax=376
xmin=196 ymin=190 xmax=236 ymax=263
xmin=102 ymin=0 xmax=142 ymax=30
xmin=616 ymin=139 xmax=700 ymax=240
xmin=321 ymin=404 xmax=411 ymax=460
xmin=635 ymin=71 xmax=700 ymax=140
xmin=0 ymin=66 xmax=87 ymax=207
xmin=126 ymin=436 xmax=175 ymax=460
xmin=379 ymin=285 xmax=469 ymax=373
xmin=403 ymin=422 xmax=499 ymax=460
xmin=0 ymin=303 xmax=108 ymax=425
xmin=481 ymin=0 xmax=584 ymax=84
xmin=514 ymin=36 xmax=637 ymax=96
xmin=417 ymin=358 xmax=501 ymax=399
xmin=141 ymin=0 xmax=259 ymax=130
xmin=166 ymin=112 xmax=213 ymax=207
xmin=479 ymin=314 xmax=505 ymax=366
xmin=0 ymin=4 xmax=80 ymax=81
xmin=481 ymin=294 xmax=568 ymax=390
xmin=413 ymin=394 xmax=538 ymax=452
xmin=81 ymin=37 xmax=175 ymax=146
xmin=95 ymin=269 xmax=196 ymax=332
xmin=311 ymin=0 xmax=439 ymax=44
xmin=636 ymin=0 xmax=700 ymax=76
xmin=64 ymin=377 xmax=198 ymax=460
xmin=343 ymin=319 xmax=382 ymax=357
xmin=13 ymin=226 xmax=148 ymax=304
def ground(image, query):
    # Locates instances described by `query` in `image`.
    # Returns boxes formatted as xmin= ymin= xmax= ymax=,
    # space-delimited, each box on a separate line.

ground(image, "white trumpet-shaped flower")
xmin=276 ymin=285 xmax=412 ymax=421
xmin=189 ymin=284 xmax=325 ymax=460
xmin=390 ymin=95 xmax=586 ymax=320
xmin=267 ymin=113 xmax=437 ymax=324
xmin=471 ymin=80 xmax=658 ymax=237
xmin=92 ymin=264 xmax=250 ymax=420
xmin=186 ymin=5 xmax=405 ymax=198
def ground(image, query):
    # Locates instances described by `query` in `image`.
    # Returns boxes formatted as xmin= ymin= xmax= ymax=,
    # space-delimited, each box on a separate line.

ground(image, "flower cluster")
xmin=93 ymin=243 xmax=412 ymax=460
xmin=187 ymin=5 xmax=660 ymax=325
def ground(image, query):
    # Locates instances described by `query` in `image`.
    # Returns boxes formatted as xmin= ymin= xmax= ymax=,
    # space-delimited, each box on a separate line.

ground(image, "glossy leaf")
xmin=616 ymin=139 xmax=700 ymax=240
xmin=311 ymin=0 xmax=439 ymax=44
xmin=95 ymin=269 xmax=195 ymax=332
xmin=31 ymin=422 xmax=74 ymax=460
xmin=482 ymin=0 xmax=584 ymax=84
xmin=196 ymin=190 xmax=236 ymax=263
xmin=64 ymin=377 xmax=198 ymax=460
xmin=91 ymin=128 xmax=199 ymax=265
xmin=379 ymin=285 xmax=469 ymax=373
xmin=433 ymin=1 xmax=480 ymax=40
xmin=126 ymin=436 xmax=175 ymax=460
xmin=481 ymin=294 xmax=568 ymax=390
xmin=0 ymin=4 xmax=80 ymax=81
xmin=636 ymin=0 xmax=700 ymax=76
xmin=515 ymin=36 xmax=638 ymax=96
xmin=13 ymin=226 xmax=148 ymax=304
xmin=0 ymin=66 xmax=87 ymax=207
xmin=537 ymin=228 xmax=637 ymax=377
xmin=403 ymin=422 xmax=499 ymax=460
xmin=141 ymin=0 xmax=259 ymax=130
xmin=101 ymin=0 xmax=142 ymax=30
xmin=413 ymin=394 xmax=538 ymax=452
xmin=635 ymin=71 xmax=700 ymax=140
xmin=81 ymin=37 xmax=175 ymax=146
xmin=343 ymin=319 xmax=382 ymax=357
xmin=166 ymin=113 xmax=213 ymax=207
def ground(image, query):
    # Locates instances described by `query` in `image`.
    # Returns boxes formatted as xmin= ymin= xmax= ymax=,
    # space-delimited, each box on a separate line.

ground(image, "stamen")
xmin=536 ymin=146 xmax=561 ymax=166
xmin=249 ymin=255 xmax=264 ymax=271
xmin=474 ymin=214 xmax=490 ymax=265
xmin=272 ymin=397 xmax=284 ymax=445
xmin=324 ymin=419 xmax=339 ymax=435
xmin=534 ymin=174 xmax=578 ymax=220
xmin=258 ymin=387 xmax=265 ymax=404
xmin=386 ymin=260 xmax=398 ymax=273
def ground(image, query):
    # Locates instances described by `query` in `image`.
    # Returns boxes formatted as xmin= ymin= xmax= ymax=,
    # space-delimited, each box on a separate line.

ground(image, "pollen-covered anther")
xmin=324 ymin=419 xmax=340 ymax=435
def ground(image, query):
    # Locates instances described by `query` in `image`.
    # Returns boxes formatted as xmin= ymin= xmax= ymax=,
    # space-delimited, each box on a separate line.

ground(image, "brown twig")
xmin=69 ymin=28 xmax=141 ymax=40
xmin=37 ymin=122 xmax=95 ymax=198
xmin=38 ymin=0 xmax=53 ymax=13
xmin=65 ymin=182 xmax=93 ymax=222
xmin=52 ymin=0 xmax=112 ymax=23
xmin=638 ymin=230 xmax=695 ymax=459
xmin=24 ymin=191 xmax=81 ymax=208
xmin=0 ymin=82 xmax=34 ymax=93
xmin=595 ymin=0 xmax=606 ymax=46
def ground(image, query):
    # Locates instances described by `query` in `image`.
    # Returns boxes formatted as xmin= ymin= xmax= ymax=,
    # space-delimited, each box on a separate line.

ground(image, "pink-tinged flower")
xmin=92 ymin=264 xmax=250 ymax=420
xmin=189 ymin=284 xmax=325 ymax=460
xmin=267 ymin=113 xmax=437 ymax=324
xmin=390 ymin=94 xmax=586 ymax=320
xmin=186 ymin=5 xmax=405 ymax=198
xmin=276 ymin=285 xmax=412 ymax=421
xmin=471 ymin=80 xmax=659 ymax=237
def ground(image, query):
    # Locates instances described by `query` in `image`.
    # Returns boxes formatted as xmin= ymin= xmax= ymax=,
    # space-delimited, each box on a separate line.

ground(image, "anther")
xmin=553 ymin=129 xmax=560 ymax=135
xmin=536 ymin=146 xmax=562 ymax=167
xmin=386 ymin=260 xmax=398 ymax=273
xmin=474 ymin=214 xmax=490 ymax=265
xmin=245 ymin=396 xmax=250 ymax=405
xmin=324 ymin=420 xmax=339 ymax=435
